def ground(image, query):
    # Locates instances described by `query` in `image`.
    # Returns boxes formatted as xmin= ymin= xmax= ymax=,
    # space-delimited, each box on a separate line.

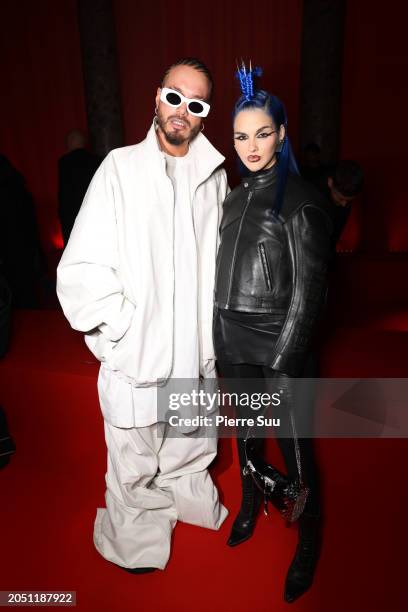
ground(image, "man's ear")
xmin=155 ymin=87 xmax=161 ymax=110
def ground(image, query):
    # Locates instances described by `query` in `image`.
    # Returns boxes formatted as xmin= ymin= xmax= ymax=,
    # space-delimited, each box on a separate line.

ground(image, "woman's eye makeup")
xmin=234 ymin=132 xmax=274 ymax=141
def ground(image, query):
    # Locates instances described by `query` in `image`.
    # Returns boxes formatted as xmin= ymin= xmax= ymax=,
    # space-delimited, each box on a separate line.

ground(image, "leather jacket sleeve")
xmin=270 ymin=203 xmax=332 ymax=377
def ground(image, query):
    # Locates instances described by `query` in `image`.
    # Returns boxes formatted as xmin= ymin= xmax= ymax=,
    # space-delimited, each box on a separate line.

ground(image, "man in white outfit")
xmin=57 ymin=58 xmax=229 ymax=573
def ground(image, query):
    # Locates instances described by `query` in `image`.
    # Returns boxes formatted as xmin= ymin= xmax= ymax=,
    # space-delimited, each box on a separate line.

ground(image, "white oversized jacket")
xmin=57 ymin=122 xmax=228 ymax=387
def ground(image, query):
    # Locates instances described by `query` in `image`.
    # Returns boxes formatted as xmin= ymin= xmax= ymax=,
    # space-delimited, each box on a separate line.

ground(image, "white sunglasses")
xmin=160 ymin=87 xmax=211 ymax=117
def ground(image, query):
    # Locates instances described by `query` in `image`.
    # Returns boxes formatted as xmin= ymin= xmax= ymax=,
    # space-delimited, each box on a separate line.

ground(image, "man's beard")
xmin=156 ymin=109 xmax=201 ymax=146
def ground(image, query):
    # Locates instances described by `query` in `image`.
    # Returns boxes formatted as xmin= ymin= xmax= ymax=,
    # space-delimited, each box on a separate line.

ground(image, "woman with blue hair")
xmin=214 ymin=64 xmax=333 ymax=603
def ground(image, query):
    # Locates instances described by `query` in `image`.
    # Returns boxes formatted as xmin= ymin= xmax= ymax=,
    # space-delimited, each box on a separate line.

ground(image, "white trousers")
xmin=93 ymin=420 xmax=228 ymax=570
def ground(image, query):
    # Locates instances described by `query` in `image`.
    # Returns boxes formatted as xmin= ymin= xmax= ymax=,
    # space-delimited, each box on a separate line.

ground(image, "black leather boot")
xmin=227 ymin=437 xmax=263 ymax=547
xmin=284 ymin=512 xmax=321 ymax=603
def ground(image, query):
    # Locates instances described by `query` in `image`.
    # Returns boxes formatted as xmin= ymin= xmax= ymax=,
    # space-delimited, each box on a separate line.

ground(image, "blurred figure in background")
xmin=0 ymin=154 xmax=43 ymax=307
xmin=315 ymin=160 xmax=364 ymax=250
xmin=299 ymin=142 xmax=327 ymax=184
xmin=58 ymin=130 xmax=101 ymax=246
xmin=0 ymin=266 xmax=16 ymax=468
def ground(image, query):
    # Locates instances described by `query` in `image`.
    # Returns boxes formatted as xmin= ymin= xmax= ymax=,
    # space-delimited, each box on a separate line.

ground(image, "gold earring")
xmin=201 ymin=123 xmax=205 ymax=132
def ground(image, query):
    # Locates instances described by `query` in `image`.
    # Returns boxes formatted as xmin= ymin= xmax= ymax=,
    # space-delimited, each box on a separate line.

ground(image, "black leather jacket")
xmin=214 ymin=165 xmax=333 ymax=376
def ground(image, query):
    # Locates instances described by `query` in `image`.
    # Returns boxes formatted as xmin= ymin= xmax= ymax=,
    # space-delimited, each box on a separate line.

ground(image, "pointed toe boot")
xmin=284 ymin=512 xmax=321 ymax=603
xmin=227 ymin=437 xmax=263 ymax=547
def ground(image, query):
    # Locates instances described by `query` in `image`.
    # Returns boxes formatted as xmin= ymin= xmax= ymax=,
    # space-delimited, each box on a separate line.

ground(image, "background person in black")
xmin=214 ymin=65 xmax=333 ymax=604
xmin=325 ymin=160 xmax=364 ymax=249
xmin=304 ymin=159 xmax=364 ymax=251
xmin=299 ymin=142 xmax=328 ymax=185
xmin=58 ymin=130 xmax=101 ymax=246
xmin=0 ymin=267 xmax=15 ymax=469
xmin=0 ymin=155 xmax=44 ymax=308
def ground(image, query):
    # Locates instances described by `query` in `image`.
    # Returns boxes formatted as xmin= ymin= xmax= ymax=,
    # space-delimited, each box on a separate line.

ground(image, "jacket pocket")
xmin=84 ymin=304 xmax=137 ymax=364
xmin=258 ymin=242 xmax=272 ymax=292
xmin=84 ymin=330 xmax=114 ymax=362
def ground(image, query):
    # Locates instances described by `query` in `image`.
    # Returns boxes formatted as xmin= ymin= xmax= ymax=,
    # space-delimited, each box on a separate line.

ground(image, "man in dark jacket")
xmin=305 ymin=159 xmax=364 ymax=251
xmin=0 ymin=155 xmax=43 ymax=307
xmin=58 ymin=130 xmax=101 ymax=246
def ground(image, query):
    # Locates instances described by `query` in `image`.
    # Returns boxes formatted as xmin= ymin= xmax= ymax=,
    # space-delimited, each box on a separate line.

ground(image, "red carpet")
xmin=1 ymin=309 xmax=408 ymax=611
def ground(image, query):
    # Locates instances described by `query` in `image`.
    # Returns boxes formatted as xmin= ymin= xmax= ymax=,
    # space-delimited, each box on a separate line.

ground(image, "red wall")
xmin=340 ymin=0 xmax=408 ymax=251
xmin=1 ymin=0 xmax=407 ymax=260
xmin=0 ymin=0 xmax=87 ymax=255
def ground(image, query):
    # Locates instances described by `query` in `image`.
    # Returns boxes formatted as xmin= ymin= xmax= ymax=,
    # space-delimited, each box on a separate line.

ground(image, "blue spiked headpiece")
xmin=235 ymin=61 xmax=263 ymax=102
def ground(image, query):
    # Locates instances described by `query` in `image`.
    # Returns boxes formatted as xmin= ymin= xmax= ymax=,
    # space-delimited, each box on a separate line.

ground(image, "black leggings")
xmin=217 ymin=360 xmax=321 ymax=516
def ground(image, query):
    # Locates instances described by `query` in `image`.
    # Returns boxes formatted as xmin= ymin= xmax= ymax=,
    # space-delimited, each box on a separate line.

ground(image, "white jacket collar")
xmin=144 ymin=121 xmax=225 ymax=184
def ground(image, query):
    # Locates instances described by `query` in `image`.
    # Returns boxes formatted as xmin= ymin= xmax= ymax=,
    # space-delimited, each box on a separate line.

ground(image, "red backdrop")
xmin=340 ymin=0 xmax=408 ymax=251
xmin=1 ymin=0 xmax=407 ymax=259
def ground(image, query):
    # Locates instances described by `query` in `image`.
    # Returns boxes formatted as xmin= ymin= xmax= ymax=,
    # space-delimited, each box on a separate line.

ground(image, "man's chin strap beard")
xmin=162 ymin=124 xmax=201 ymax=147
xmin=163 ymin=130 xmax=188 ymax=147
xmin=166 ymin=122 xmax=200 ymax=146
xmin=156 ymin=114 xmax=187 ymax=147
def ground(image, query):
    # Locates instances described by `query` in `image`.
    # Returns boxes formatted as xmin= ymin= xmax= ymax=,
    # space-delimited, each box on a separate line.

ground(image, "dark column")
xmin=299 ymin=0 xmax=346 ymax=164
xmin=77 ymin=0 xmax=124 ymax=156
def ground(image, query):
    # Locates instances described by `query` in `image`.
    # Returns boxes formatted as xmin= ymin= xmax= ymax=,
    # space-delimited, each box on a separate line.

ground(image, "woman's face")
xmin=233 ymin=108 xmax=285 ymax=172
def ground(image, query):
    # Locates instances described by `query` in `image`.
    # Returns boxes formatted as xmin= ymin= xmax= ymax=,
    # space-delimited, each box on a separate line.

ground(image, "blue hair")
xmin=234 ymin=64 xmax=299 ymax=219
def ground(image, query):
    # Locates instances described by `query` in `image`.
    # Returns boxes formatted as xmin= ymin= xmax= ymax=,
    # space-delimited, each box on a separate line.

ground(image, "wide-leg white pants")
xmin=93 ymin=421 xmax=228 ymax=570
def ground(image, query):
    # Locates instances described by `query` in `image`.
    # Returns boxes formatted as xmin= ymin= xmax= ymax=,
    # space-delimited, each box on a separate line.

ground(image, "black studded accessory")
xmin=243 ymin=375 xmax=309 ymax=523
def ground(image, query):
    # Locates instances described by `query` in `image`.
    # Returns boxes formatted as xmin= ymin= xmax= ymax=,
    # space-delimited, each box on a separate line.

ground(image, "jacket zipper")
xmin=258 ymin=242 xmax=272 ymax=291
xmin=225 ymin=190 xmax=253 ymax=308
